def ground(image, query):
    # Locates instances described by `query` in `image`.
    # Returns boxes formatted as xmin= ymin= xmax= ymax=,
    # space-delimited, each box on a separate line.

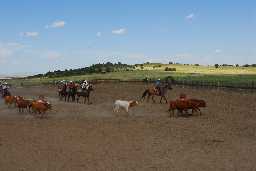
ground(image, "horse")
xmin=66 ymin=86 xmax=77 ymax=102
xmin=76 ymin=84 xmax=94 ymax=104
xmin=141 ymin=82 xmax=172 ymax=103
xmin=58 ymin=84 xmax=67 ymax=101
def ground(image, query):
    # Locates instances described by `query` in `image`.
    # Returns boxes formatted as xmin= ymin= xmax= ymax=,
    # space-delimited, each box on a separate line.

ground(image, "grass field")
xmin=7 ymin=64 xmax=256 ymax=87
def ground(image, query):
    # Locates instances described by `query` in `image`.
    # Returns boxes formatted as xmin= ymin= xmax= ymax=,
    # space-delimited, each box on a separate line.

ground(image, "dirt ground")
xmin=0 ymin=82 xmax=256 ymax=171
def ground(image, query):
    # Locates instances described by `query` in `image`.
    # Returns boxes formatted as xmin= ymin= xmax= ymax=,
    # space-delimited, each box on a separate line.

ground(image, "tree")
xmin=214 ymin=64 xmax=219 ymax=68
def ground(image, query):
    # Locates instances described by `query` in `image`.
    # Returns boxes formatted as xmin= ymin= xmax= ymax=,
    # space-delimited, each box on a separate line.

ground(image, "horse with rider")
xmin=0 ymin=81 xmax=11 ymax=98
xmin=141 ymin=77 xmax=174 ymax=103
xmin=58 ymin=80 xmax=93 ymax=104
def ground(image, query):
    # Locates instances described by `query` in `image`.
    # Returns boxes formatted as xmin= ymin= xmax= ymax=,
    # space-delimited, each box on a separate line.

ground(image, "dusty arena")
xmin=0 ymin=82 xmax=256 ymax=171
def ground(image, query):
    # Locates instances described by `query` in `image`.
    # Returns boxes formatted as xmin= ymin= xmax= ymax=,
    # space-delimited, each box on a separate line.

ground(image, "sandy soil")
xmin=0 ymin=82 xmax=256 ymax=171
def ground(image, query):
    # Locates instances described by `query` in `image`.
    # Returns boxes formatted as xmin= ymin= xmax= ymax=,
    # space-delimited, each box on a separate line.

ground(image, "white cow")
xmin=113 ymin=100 xmax=139 ymax=113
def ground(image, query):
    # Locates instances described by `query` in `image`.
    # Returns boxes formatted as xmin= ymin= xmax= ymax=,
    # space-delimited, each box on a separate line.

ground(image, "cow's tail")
xmin=141 ymin=89 xmax=149 ymax=101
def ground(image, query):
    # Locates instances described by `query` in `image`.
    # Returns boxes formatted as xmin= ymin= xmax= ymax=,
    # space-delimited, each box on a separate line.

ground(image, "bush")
xmin=164 ymin=67 xmax=176 ymax=71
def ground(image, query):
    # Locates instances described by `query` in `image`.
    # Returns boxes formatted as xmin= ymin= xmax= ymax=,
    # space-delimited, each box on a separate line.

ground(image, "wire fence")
xmin=12 ymin=78 xmax=256 ymax=90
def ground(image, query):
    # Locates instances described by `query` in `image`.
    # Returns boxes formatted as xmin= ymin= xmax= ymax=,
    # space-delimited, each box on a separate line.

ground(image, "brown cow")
xmin=16 ymin=98 xmax=33 ymax=113
xmin=4 ymin=96 xmax=20 ymax=108
xmin=169 ymin=98 xmax=206 ymax=117
xmin=30 ymin=100 xmax=52 ymax=118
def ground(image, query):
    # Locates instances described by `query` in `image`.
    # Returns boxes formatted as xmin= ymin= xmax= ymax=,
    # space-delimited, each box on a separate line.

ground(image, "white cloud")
xmin=112 ymin=28 xmax=127 ymax=35
xmin=185 ymin=13 xmax=195 ymax=21
xmin=46 ymin=20 xmax=66 ymax=28
xmin=96 ymin=32 xmax=102 ymax=37
xmin=215 ymin=49 xmax=222 ymax=53
xmin=20 ymin=32 xmax=39 ymax=38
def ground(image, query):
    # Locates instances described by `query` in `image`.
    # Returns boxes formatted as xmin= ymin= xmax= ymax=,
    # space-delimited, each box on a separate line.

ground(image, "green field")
xmin=7 ymin=64 xmax=256 ymax=87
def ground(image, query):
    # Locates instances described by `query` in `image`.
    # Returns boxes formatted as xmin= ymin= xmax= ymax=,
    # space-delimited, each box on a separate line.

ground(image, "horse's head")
xmin=88 ymin=84 xmax=94 ymax=91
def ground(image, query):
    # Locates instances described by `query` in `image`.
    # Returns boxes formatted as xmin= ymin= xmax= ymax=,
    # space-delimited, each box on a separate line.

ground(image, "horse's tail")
xmin=141 ymin=89 xmax=149 ymax=101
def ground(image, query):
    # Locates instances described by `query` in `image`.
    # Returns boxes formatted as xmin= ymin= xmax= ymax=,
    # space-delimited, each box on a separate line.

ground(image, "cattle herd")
xmin=0 ymin=83 xmax=207 ymax=118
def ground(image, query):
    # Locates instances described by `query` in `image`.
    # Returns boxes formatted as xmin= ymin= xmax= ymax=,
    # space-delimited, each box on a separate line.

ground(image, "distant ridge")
xmin=0 ymin=75 xmax=26 ymax=80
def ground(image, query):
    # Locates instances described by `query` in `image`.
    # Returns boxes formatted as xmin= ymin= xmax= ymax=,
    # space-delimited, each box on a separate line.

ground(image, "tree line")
xmin=28 ymin=62 xmax=135 ymax=78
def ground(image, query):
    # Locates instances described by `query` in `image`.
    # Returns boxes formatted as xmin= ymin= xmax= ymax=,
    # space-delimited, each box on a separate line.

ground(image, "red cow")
xmin=169 ymin=98 xmax=206 ymax=117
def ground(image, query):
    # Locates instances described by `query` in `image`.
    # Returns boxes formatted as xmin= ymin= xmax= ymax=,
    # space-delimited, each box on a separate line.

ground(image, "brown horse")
xmin=141 ymin=83 xmax=172 ymax=103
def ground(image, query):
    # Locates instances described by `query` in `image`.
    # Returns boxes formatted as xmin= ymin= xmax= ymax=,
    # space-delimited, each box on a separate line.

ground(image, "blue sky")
xmin=0 ymin=0 xmax=255 ymax=75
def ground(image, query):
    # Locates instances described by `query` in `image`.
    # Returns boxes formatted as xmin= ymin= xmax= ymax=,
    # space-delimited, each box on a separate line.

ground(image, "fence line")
xmin=16 ymin=78 xmax=256 ymax=90
xmin=91 ymin=79 xmax=256 ymax=90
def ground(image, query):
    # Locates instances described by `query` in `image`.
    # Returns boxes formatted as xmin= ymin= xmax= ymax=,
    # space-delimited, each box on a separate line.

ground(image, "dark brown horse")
xmin=141 ymin=82 xmax=172 ymax=103
xmin=76 ymin=84 xmax=94 ymax=104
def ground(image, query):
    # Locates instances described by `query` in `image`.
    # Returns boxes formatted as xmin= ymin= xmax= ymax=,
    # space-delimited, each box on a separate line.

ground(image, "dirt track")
xmin=0 ymin=83 xmax=256 ymax=171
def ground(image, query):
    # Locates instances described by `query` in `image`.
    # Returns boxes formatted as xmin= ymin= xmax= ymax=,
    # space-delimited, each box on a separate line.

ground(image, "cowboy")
xmin=67 ymin=81 xmax=75 ymax=89
xmin=81 ymin=80 xmax=89 ymax=90
xmin=155 ymin=78 xmax=161 ymax=94
xmin=2 ymin=82 xmax=9 ymax=90
xmin=2 ymin=82 xmax=10 ymax=96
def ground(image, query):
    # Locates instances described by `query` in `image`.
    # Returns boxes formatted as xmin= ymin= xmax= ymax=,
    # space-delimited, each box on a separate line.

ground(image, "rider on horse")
xmin=2 ymin=82 xmax=10 ymax=97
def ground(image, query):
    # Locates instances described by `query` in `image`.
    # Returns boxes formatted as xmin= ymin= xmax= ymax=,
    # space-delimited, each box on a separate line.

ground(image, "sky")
xmin=0 ymin=0 xmax=255 ymax=75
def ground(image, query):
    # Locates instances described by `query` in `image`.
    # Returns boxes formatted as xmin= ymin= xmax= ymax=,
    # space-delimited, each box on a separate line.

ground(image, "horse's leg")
xmin=164 ymin=96 xmax=168 ymax=104
xmin=147 ymin=94 xmax=150 ymax=102
xmin=196 ymin=108 xmax=202 ymax=115
xmin=160 ymin=97 xmax=163 ymax=104
xmin=87 ymin=95 xmax=91 ymax=105
xmin=72 ymin=94 xmax=75 ymax=102
xmin=76 ymin=96 xmax=79 ymax=103
xmin=152 ymin=95 xmax=156 ymax=103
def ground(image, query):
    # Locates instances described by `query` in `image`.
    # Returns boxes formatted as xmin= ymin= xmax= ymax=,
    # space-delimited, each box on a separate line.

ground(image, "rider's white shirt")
xmin=81 ymin=83 xmax=88 ymax=89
